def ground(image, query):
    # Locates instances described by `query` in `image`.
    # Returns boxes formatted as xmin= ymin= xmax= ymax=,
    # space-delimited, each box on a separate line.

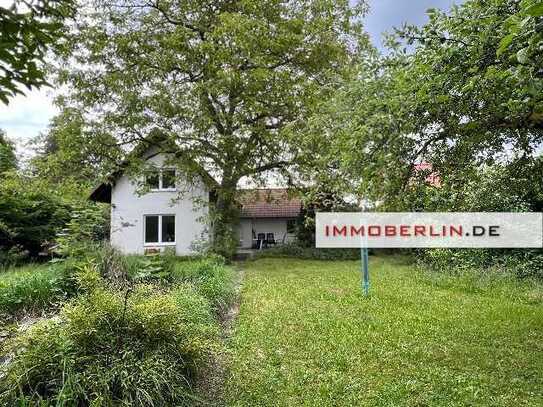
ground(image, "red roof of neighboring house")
xmin=414 ymin=163 xmax=441 ymax=187
xmin=239 ymin=189 xmax=302 ymax=218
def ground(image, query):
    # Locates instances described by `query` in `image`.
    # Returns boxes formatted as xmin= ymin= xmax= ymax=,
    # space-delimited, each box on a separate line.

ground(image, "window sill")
xmin=149 ymin=189 xmax=177 ymax=192
xmin=143 ymin=242 xmax=176 ymax=247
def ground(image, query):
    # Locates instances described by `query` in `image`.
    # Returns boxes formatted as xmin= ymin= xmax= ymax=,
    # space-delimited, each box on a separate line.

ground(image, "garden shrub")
xmin=255 ymin=242 xmax=361 ymax=261
xmin=420 ymin=248 xmax=543 ymax=279
xmin=0 ymin=176 xmax=71 ymax=260
xmin=0 ymin=284 xmax=220 ymax=406
xmin=54 ymin=204 xmax=110 ymax=258
xmin=406 ymin=163 xmax=543 ymax=279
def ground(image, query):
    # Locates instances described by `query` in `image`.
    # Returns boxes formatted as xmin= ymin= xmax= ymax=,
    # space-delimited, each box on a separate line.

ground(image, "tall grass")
xmin=0 ymin=263 xmax=77 ymax=317
xmin=0 ymin=285 xmax=220 ymax=406
xmin=1 ymin=246 xmax=237 ymax=405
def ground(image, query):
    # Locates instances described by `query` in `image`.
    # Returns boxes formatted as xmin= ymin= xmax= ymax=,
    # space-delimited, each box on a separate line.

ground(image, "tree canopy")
xmin=0 ymin=0 xmax=75 ymax=104
xmin=31 ymin=108 xmax=121 ymax=188
xmin=301 ymin=0 xmax=543 ymax=208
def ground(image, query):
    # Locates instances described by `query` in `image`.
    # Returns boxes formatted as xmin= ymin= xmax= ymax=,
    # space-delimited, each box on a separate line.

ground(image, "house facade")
xmin=90 ymin=151 xmax=209 ymax=255
xmin=90 ymin=152 xmax=301 ymax=255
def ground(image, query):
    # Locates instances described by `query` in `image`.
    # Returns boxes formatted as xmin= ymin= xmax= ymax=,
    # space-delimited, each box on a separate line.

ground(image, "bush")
xmin=420 ymin=248 xmax=543 ymax=279
xmin=0 ymin=284 xmax=220 ymax=406
xmin=0 ymin=245 xmax=29 ymax=268
xmin=0 ymin=176 xmax=71 ymax=260
xmin=407 ymin=163 xmax=543 ymax=279
xmin=55 ymin=204 xmax=110 ymax=258
xmin=255 ymin=242 xmax=361 ymax=261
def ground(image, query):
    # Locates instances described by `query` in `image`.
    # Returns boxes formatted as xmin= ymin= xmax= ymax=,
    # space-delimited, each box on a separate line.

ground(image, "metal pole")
xmin=361 ymin=247 xmax=370 ymax=295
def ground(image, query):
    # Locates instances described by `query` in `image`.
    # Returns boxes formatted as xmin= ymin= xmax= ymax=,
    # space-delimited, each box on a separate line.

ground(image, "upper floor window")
xmin=145 ymin=168 xmax=176 ymax=191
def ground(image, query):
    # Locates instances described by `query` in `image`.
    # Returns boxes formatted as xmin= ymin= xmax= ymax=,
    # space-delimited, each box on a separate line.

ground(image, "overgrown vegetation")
xmin=1 ymin=284 xmax=219 ymax=405
xmin=405 ymin=163 xmax=543 ymax=278
xmin=0 ymin=262 xmax=77 ymax=317
xmin=0 ymin=173 xmax=109 ymax=266
xmin=0 ymin=245 xmax=236 ymax=405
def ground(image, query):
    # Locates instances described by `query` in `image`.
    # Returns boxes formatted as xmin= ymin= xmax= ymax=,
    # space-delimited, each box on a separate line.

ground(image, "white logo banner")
xmin=315 ymin=212 xmax=543 ymax=248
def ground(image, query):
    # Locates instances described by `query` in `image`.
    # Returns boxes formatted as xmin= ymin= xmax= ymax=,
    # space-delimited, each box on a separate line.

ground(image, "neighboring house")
xmin=414 ymin=163 xmax=441 ymax=187
xmin=90 ymin=150 xmax=302 ymax=255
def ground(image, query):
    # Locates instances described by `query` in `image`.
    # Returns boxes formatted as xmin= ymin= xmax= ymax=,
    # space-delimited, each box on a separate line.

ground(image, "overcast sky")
xmin=0 ymin=0 xmax=463 ymax=156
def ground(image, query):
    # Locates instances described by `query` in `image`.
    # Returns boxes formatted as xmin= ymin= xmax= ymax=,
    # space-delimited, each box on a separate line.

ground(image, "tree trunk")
xmin=211 ymin=183 xmax=240 ymax=258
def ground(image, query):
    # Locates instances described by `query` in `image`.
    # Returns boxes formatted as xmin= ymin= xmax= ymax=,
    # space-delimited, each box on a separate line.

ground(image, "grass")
xmin=226 ymin=256 xmax=543 ymax=406
xmin=0 ymin=263 xmax=73 ymax=317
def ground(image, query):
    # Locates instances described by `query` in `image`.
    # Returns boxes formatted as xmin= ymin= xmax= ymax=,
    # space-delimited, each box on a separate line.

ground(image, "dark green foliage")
xmin=0 ymin=174 xmax=109 ymax=263
xmin=256 ymin=242 xmax=361 ymax=261
xmin=0 ymin=285 xmax=220 ymax=406
xmin=0 ymin=176 xmax=71 ymax=258
xmin=0 ymin=130 xmax=17 ymax=173
xmin=0 ymin=0 xmax=75 ymax=104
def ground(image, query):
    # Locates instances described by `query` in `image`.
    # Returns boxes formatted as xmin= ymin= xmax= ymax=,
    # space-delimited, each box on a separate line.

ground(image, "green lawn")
xmin=226 ymin=257 xmax=543 ymax=406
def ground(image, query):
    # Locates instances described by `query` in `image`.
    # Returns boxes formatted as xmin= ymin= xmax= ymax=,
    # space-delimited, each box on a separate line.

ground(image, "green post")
xmin=361 ymin=247 xmax=369 ymax=295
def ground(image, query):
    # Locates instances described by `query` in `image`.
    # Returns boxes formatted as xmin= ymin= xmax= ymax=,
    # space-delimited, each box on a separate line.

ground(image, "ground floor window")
xmin=144 ymin=215 xmax=176 ymax=244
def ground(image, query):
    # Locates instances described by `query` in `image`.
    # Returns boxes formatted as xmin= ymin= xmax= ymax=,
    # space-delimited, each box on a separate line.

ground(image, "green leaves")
xmin=303 ymin=0 xmax=543 ymax=209
xmin=497 ymin=33 xmax=515 ymax=56
xmin=524 ymin=2 xmax=543 ymax=16
xmin=0 ymin=0 xmax=75 ymax=104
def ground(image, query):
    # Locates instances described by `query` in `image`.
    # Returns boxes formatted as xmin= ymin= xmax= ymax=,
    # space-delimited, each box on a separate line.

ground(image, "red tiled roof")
xmin=239 ymin=189 xmax=302 ymax=218
xmin=414 ymin=163 xmax=441 ymax=187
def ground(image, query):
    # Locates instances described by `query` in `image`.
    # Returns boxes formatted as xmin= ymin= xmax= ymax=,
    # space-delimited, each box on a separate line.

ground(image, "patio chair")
xmin=257 ymin=233 xmax=266 ymax=249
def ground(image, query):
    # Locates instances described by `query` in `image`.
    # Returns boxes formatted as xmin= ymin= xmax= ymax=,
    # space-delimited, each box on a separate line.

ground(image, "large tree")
xmin=31 ymin=108 xmax=121 ymax=188
xmin=0 ymin=0 xmax=75 ymax=103
xmin=57 ymin=0 xmax=368 ymax=254
xmin=301 ymin=0 xmax=543 ymax=208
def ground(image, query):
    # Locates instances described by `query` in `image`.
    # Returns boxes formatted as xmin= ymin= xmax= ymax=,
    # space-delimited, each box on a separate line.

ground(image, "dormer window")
xmin=145 ymin=168 xmax=177 ymax=191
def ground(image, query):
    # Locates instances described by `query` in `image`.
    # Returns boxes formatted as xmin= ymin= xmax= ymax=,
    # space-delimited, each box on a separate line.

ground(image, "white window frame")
xmin=143 ymin=214 xmax=176 ymax=246
xmin=146 ymin=168 xmax=177 ymax=192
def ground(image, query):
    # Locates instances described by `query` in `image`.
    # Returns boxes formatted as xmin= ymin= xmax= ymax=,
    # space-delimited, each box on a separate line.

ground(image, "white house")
xmin=90 ymin=151 xmax=301 ymax=255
